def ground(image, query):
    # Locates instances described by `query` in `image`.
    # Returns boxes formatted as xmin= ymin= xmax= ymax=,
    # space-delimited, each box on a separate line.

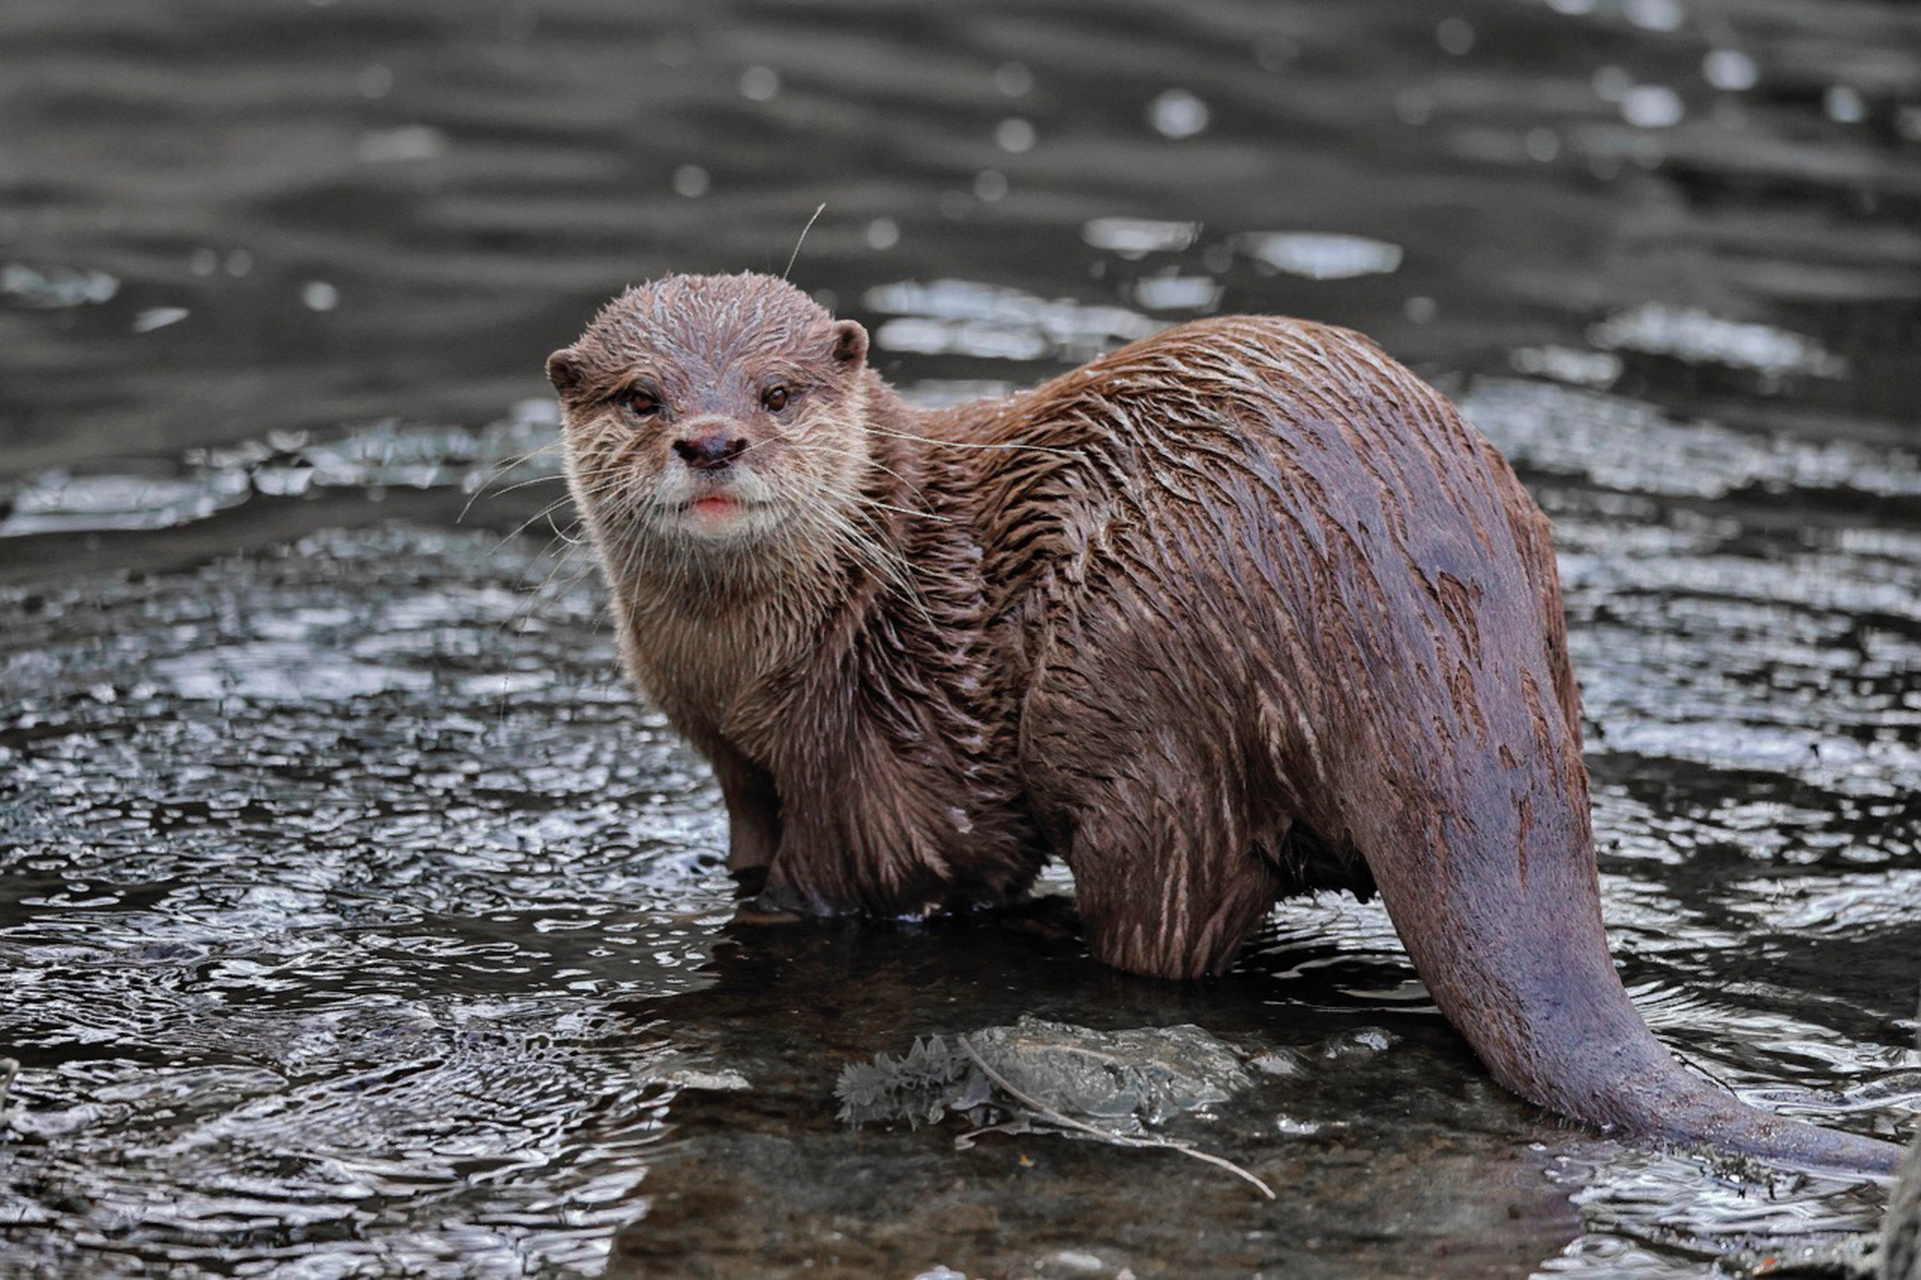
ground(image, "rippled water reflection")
xmin=3 ymin=0 xmax=1918 ymax=1274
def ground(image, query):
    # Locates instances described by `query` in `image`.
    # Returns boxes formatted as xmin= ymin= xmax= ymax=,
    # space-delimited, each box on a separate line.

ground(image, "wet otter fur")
xmin=546 ymin=271 xmax=1902 ymax=1175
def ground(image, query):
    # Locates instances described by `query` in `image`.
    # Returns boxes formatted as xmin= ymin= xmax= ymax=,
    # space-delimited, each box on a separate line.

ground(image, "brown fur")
xmin=548 ymin=272 xmax=1901 ymax=1174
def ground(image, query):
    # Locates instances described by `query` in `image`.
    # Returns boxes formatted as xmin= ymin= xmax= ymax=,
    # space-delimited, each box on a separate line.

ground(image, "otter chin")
xmin=546 ymin=270 xmax=1903 ymax=1175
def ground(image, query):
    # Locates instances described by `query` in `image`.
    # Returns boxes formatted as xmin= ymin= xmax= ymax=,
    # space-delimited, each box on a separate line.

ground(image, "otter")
xmin=545 ymin=271 xmax=1902 ymax=1174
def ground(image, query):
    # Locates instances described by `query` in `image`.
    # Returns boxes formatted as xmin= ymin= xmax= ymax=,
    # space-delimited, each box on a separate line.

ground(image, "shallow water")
xmin=3 ymin=0 xmax=1919 ymax=1276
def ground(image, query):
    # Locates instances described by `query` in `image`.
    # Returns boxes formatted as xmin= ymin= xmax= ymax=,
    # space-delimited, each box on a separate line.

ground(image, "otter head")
xmin=546 ymin=272 xmax=872 ymax=564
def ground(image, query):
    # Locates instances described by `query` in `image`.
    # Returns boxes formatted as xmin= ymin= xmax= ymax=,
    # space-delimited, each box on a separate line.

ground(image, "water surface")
xmin=2 ymin=0 xmax=1918 ymax=1275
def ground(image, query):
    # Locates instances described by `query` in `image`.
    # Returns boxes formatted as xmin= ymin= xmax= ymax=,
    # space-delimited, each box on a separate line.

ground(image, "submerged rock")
xmin=836 ymin=1015 xmax=1252 ymax=1134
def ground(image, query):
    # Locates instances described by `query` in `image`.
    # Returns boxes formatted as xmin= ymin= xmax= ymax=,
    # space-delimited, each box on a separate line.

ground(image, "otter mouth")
xmin=670 ymin=486 xmax=776 ymax=540
xmin=643 ymin=466 xmax=781 ymax=541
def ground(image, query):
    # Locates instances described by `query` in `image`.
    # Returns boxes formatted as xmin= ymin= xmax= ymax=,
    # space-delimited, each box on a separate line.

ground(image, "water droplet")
xmin=1620 ymin=84 xmax=1684 ymax=128
xmin=1824 ymin=85 xmax=1866 ymax=124
xmin=1404 ymin=296 xmax=1437 ymax=324
xmin=1148 ymin=89 xmax=1209 ymax=139
xmin=864 ymin=218 xmax=900 ymax=251
xmin=225 ymin=249 xmax=253 ymax=277
xmin=1701 ymin=48 xmax=1758 ymax=92
xmin=994 ymin=118 xmax=1036 ymax=153
xmin=671 ymin=165 xmax=710 ymax=198
xmin=1623 ymin=0 xmax=1684 ymax=32
xmin=1436 ymin=16 xmax=1475 ymax=56
xmin=301 ymin=281 xmax=339 ymax=312
xmin=972 ymin=169 xmax=1008 ymax=202
xmin=188 ymin=248 xmax=218 ymax=276
xmin=1525 ymin=127 xmax=1561 ymax=161
xmin=739 ymin=65 xmax=779 ymax=102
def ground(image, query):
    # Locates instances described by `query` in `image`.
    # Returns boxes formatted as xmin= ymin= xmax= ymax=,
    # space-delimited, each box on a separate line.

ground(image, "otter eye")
xmin=761 ymin=385 xmax=790 ymax=413
xmin=618 ymin=389 xmax=661 ymax=419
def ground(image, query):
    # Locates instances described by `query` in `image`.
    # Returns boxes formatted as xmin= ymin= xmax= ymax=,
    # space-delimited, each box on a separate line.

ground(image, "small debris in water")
xmin=1318 ymin=1027 xmax=1397 ymax=1058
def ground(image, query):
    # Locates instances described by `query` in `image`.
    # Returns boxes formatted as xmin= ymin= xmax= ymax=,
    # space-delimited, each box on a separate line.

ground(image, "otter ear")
xmin=831 ymin=320 xmax=868 ymax=369
xmin=546 ymin=348 xmax=584 ymax=397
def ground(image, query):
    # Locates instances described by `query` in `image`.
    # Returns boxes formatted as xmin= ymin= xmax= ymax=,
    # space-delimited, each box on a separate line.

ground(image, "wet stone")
xmin=838 ymin=1016 xmax=1252 ymax=1134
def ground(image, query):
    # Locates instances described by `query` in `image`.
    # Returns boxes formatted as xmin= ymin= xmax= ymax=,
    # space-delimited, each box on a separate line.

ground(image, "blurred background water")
xmin=1 ymin=1 xmax=1918 ymax=1276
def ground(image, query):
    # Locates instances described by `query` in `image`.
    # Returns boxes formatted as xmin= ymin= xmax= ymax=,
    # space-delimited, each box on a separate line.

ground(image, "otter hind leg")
xmin=1020 ymin=700 xmax=1290 ymax=979
xmin=1062 ymin=800 xmax=1287 ymax=981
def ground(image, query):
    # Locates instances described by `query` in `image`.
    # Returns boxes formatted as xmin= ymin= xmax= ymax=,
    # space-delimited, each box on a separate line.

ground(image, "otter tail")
xmin=1358 ymin=783 xmax=1904 ymax=1176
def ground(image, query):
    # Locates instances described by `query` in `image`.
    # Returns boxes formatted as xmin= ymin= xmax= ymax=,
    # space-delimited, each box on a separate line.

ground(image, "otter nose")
xmin=672 ymin=432 xmax=747 ymax=472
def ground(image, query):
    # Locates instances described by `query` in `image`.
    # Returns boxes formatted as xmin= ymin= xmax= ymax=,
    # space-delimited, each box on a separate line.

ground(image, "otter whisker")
xmin=458 ymin=439 xmax=570 ymax=523
xmin=475 ymin=470 xmax=569 ymax=501
xmin=783 ymin=202 xmax=827 ymax=281
xmin=488 ymin=494 xmax=588 ymax=557
xmin=776 ymin=437 xmax=942 ymax=517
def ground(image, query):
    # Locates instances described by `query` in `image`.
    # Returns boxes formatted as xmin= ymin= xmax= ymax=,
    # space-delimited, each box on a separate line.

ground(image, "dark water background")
xmin=2 ymin=0 xmax=1919 ymax=1275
